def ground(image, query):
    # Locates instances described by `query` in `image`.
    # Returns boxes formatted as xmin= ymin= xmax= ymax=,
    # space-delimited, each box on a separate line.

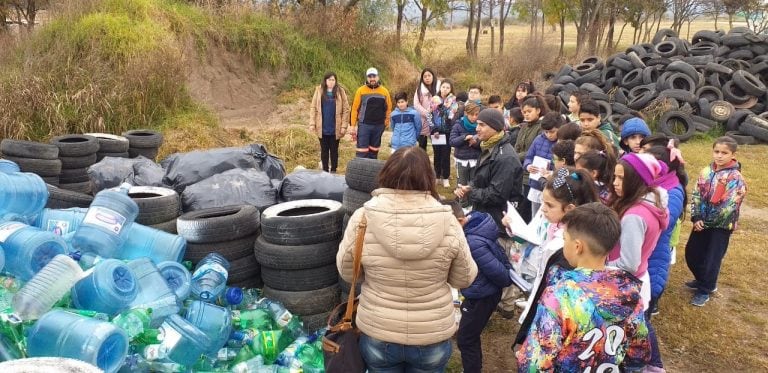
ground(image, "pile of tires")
xmin=128 ymin=186 xmax=181 ymax=234
xmin=546 ymin=27 xmax=768 ymax=144
xmin=255 ymin=199 xmax=345 ymax=332
xmin=45 ymin=184 xmax=94 ymax=209
xmin=122 ymin=129 xmax=163 ymax=161
xmin=0 ymin=140 xmax=61 ymax=186
xmin=85 ymin=133 xmax=130 ymax=162
xmin=177 ymin=205 xmax=263 ymax=289
xmin=50 ymin=135 xmax=99 ymax=194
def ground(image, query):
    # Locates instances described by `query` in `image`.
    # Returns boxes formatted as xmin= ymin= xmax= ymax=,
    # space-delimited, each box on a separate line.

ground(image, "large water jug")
xmin=157 ymin=261 xmax=191 ymax=300
xmin=70 ymin=182 xmax=138 ymax=259
xmin=0 ymin=221 xmax=66 ymax=281
xmin=190 ymin=253 xmax=230 ymax=302
xmin=122 ymin=224 xmax=186 ymax=263
xmin=26 ymin=309 xmax=129 ymax=373
xmin=0 ymin=170 xmax=48 ymax=222
xmin=33 ymin=207 xmax=86 ymax=236
xmin=184 ymin=300 xmax=233 ymax=354
xmin=12 ymin=254 xmax=83 ymax=320
xmin=127 ymin=258 xmax=180 ymax=326
xmin=0 ymin=160 xmax=20 ymax=173
xmin=156 ymin=314 xmax=213 ymax=366
xmin=72 ymin=259 xmax=138 ymax=316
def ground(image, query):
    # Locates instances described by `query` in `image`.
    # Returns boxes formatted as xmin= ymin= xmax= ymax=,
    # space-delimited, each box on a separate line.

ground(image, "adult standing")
xmin=337 ymin=146 xmax=478 ymax=372
xmin=413 ymin=68 xmax=439 ymax=151
xmin=351 ymin=67 xmax=393 ymax=159
xmin=309 ymin=72 xmax=350 ymax=173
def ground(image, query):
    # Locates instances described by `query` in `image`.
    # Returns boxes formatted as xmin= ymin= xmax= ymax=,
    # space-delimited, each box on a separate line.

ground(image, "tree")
xmin=413 ymin=0 xmax=451 ymax=58
xmin=466 ymin=0 xmax=477 ymax=58
xmin=395 ymin=0 xmax=407 ymax=48
xmin=667 ymin=0 xmax=704 ymax=34
xmin=1 ymin=0 xmax=47 ymax=32
xmin=542 ymin=0 xmax=572 ymax=58
xmin=742 ymin=0 xmax=768 ymax=34
xmin=497 ymin=0 xmax=513 ymax=54
xmin=723 ymin=0 xmax=746 ymax=28
xmin=702 ymin=0 xmax=724 ymax=29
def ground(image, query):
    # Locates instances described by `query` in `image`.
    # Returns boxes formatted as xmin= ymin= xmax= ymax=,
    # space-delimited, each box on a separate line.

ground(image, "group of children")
xmin=419 ymin=80 xmax=750 ymax=372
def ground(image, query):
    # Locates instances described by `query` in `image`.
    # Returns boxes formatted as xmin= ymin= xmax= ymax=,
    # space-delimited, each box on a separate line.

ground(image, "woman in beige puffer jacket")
xmin=337 ymin=146 xmax=478 ymax=372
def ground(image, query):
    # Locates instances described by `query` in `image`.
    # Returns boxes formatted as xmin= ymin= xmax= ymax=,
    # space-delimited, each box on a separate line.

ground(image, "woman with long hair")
xmin=413 ymin=68 xmax=439 ymax=150
xmin=309 ymin=71 xmax=350 ymax=173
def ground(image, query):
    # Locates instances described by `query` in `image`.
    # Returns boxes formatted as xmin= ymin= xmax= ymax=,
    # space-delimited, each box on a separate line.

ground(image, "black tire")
xmin=738 ymin=120 xmax=768 ymax=142
xmin=696 ymin=86 xmax=723 ymax=102
xmin=1 ymin=156 xmax=62 ymax=176
xmin=627 ymin=52 xmax=646 ymax=69
xmin=655 ymin=40 xmax=678 ymax=57
xmin=659 ymin=111 xmax=696 ymax=142
xmin=697 ymin=98 xmax=713 ymax=120
xmin=228 ymin=254 xmax=261 ymax=284
xmin=621 ymin=68 xmax=644 ymax=88
xmin=96 ymin=152 xmax=130 ymax=162
xmin=722 ymin=81 xmax=752 ymax=106
xmin=613 ymin=88 xmax=629 ymax=105
xmin=177 ymin=205 xmax=261 ymax=243
xmin=573 ymin=62 xmax=597 ymax=74
xmin=84 ymin=133 xmax=130 ymax=153
xmin=642 ymin=66 xmax=661 ymax=85
xmin=610 ymin=57 xmax=633 ymax=72
xmin=728 ymin=49 xmax=754 ymax=60
xmin=128 ymin=148 xmax=159 ymax=160
xmin=692 ymin=30 xmax=721 ymax=44
xmin=122 ymin=129 xmax=164 ymax=149
xmin=732 ymin=70 xmax=767 ymax=96
xmin=722 ymin=34 xmax=750 ymax=47
xmin=59 ymin=153 xmax=97 ymax=169
xmin=705 ymin=62 xmax=733 ymax=76
xmin=342 ymin=188 xmax=371 ymax=215
xmin=573 ymin=70 xmax=601 ymax=85
xmin=344 ymin=158 xmax=385 ymax=193
xmin=628 ymin=91 xmax=655 ymax=110
xmin=652 ymin=28 xmax=677 ymax=44
xmin=749 ymin=61 xmax=768 ymax=77
xmin=579 ymin=83 xmax=603 ymax=94
xmin=725 ymin=131 xmax=757 ymax=145
xmin=666 ymin=61 xmax=698 ymax=82
xmin=0 ymin=140 xmax=58 ymax=160
xmin=611 ymin=102 xmax=629 ymax=115
xmin=59 ymin=181 xmax=92 ymax=195
xmin=254 ymin=235 xmax=339 ymax=270
xmin=49 ymin=135 xmax=99 ymax=157
xmin=42 ymin=176 xmax=59 ymax=187
xmin=691 ymin=115 xmax=718 ymax=131
xmin=230 ymin=275 xmax=264 ymax=290
xmin=726 ymin=110 xmax=753 ymax=132
xmin=261 ymin=199 xmax=344 ymax=246
xmin=683 ymin=55 xmax=714 ymax=65
xmin=664 ymin=72 xmax=696 ymax=93
xmin=300 ymin=311 xmax=332 ymax=333
xmin=595 ymin=100 xmax=612 ymax=118
xmin=45 ymin=184 xmax=94 ymax=209
xmin=262 ymin=284 xmax=340 ymax=316
xmin=129 ymin=186 xmax=180 ymax=225
xmin=185 ymin=234 xmax=257 ymax=263
xmin=660 ymin=89 xmax=697 ymax=103
xmin=59 ymin=167 xmax=89 ymax=184
xmin=710 ymin=101 xmax=735 ymax=122
xmin=149 ymin=218 xmax=177 ymax=234
xmin=553 ymin=75 xmax=574 ymax=85
xmin=260 ymin=264 xmax=339 ymax=292
xmin=744 ymin=115 xmax=768 ymax=130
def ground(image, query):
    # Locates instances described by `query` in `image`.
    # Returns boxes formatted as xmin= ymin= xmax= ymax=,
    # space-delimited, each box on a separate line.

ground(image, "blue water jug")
xmin=72 ymin=259 xmax=138 ymax=316
xmin=122 ymin=224 xmax=186 ymax=263
xmin=33 ymin=207 xmax=86 ymax=236
xmin=157 ymin=314 xmax=213 ymax=366
xmin=70 ymin=183 xmax=138 ymax=259
xmin=184 ymin=300 xmax=233 ymax=354
xmin=127 ymin=258 xmax=181 ymax=326
xmin=0 ymin=170 xmax=48 ymax=222
xmin=26 ymin=309 xmax=129 ymax=373
xmin=190 ymin=253 xmax=230 ymax=302
xmin=0 ymin=160 xmax=20 ymax=173
xmin=0 ymin=221 xmax=66 ymax=281
xmin=157 ymin=261 xmax=191 ymax=300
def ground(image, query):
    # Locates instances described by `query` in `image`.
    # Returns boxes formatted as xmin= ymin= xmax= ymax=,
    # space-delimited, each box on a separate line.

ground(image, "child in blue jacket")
xmin=389 ymin=91 xmax=422 ymax=152
xmin=523 ymin=112 xmax=564 ymax=219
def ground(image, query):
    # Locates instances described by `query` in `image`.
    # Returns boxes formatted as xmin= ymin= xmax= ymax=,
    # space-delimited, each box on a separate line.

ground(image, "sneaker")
xmin=442 ymin=179 xmax=450 ymax=188
xmin=650 ymin=303 xmax=660 ymax=316
xmin=684 ymin=280 xmax=699 ymax=290
xmin=691 ymin=292 xmax=710 ymax=307
xmin=497 ymin=308 xmax=516 ymax=319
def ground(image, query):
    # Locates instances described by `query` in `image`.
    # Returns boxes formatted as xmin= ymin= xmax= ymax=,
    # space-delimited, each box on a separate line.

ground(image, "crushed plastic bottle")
xmin=70 ymin=182 xmax=138 ymax=259
xmin=12 ymin=254 xmax=84 ymax=320
xmin=190 ymin=253 xmax=230 ymax=302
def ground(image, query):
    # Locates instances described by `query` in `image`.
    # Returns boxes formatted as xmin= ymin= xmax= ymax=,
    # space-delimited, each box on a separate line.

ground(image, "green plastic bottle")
xmin=232 ymin=309 xmax=274 ymax=330
xmin=112 ymin=308 xmax=153 ymax=341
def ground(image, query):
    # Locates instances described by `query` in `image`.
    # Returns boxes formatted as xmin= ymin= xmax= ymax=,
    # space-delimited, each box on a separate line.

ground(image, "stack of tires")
xmin=85 ymin=133 xmax=130 ymax=162
xmin=255 ymin=199 xmax=345 ymax=332
xmin=45 ymin=184 xmax=94 ymax=209
xmin=0 ymin=140 xmax=61 ymax=186
xmin=50 ymin=135 xmax=99 ymax=194
xmin=122 ymin=129 xmax=163 ymax=161
xmin=128 ymin=186 xmax=181 ymax=234
xmin=177 ymin=205 xmax=263 ymax=289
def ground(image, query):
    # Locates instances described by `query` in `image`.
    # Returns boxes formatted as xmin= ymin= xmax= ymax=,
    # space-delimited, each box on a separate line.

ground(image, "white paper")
xmin=528 ymin=155 xmax=551 ymax=180
xmin=505 ymin=202 xmax=543 ymax=245
xmin=431 ymin=134 xmax=447 ymax=145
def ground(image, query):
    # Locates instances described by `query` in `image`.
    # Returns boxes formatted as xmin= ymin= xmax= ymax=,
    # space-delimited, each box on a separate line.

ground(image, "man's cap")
xmin=366 ymin=67 xmax=378 ymax=77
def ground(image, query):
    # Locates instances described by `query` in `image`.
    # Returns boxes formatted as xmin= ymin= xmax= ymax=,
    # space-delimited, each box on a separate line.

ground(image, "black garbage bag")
xmin=161 ymin=144 xmax=286 ymax=192
xmin=279 ymin=170 xmax=346 ymax=202
xmin=181 ymin=168 xmax=279 ymax=212
xmin=88 ymin=156 xmax=165 ymax=193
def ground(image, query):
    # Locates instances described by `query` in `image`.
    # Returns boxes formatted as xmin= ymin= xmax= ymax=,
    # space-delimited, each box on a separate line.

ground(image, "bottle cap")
xmin=225 ymin=287 xmax=243 ymax=305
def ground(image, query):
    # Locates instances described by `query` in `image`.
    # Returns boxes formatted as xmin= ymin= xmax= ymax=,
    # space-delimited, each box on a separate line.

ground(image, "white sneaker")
xmin=443 ymin=179 xmax=450 ymax=187
xmin=514 ymin=298 xmax=528 ymax=309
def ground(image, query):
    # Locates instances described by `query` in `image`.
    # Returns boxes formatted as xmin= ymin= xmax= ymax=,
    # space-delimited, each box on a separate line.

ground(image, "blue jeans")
xmin=359 ymin=333 xmax=452 ymax=373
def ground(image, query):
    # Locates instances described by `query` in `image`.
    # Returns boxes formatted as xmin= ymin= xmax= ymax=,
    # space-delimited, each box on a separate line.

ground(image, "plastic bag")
xmin=248 ymin=143 xmax=286 ymax=180
xmin=181 ymin=168 xmax=279 ymax=212
xmin=87 ymin=156 xmax=165 ymax=193
xmin=279 ymin=170 xmax=346 ymax=202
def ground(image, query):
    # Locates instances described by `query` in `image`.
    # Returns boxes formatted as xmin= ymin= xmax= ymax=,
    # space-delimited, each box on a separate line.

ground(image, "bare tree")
xmin=466 ymin=0 xmax=476 ymax=58
xmin=2 ymin=0 xmax=47 ymax=31
xmin=489 ymin=0 xmax=495 ymax=55
xmin=413 ymin=0 xmax=451 ymax=58
xmin=395 ymin=0 xmax=407 ymax=48
xmin=497 ymin=0 xmax=513 ymax=54
xmin=701 ymin=0 xmax=724 ymax=29
xmin=742 ymin=0 xmax=768 ymax=34
xmin=667 ymin=0 xmax=704 ymax=34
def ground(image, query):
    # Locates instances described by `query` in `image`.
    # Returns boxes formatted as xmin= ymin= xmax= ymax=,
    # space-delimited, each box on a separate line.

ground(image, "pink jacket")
xmin=413 ymin=82 xmax=439 ymax=136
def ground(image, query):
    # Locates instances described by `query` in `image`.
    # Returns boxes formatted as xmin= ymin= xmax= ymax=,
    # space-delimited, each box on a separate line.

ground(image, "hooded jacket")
xmin=460 ymin=211 xmax=514 ymax=299
xmin=691 ymin=161 xmax=747 ymax=231
xmin=608 ymin=192 xmax=669 ymax=278
xmin=309 ymin=85 xmax=351 ymax=140
xmin=389 ymin=106 xmax=422 ymax=150
xmin=648 ymin=183 xmax=684 ymax=299
xmin=449 ymin=118 xmax=481 ymax=161
xmin=515 ymin=120 xmax=542 ymax=185
xmin=598 ymin=122 xmax=621 ymax=152
xmin=523 ymin=133 xmax=556 ymax=190
xmin=516 ymin=266 xmax=650 ymax=372
xmin=336 ymin=188 xmax=478 ymax=346
xmin=414 ymin=81 xmax=440 ymax=136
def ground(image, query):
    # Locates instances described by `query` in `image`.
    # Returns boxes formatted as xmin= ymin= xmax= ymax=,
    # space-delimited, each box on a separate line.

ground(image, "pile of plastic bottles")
xmin=0 ymin=160 xmax=326 ymax=372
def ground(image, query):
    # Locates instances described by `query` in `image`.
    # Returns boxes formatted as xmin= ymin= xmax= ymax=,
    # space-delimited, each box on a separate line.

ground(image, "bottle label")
xmin=82 ymin=206 xmax=127 ymax=235
xmin=46 ymin=219 xmax=73 ymax=236
xmin=0 ymin=222 xmax=26 ymax=242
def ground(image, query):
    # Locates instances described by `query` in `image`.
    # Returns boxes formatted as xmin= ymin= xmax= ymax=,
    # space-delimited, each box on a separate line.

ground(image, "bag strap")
xmin=343 ymin=214 xmax=367 ymax=322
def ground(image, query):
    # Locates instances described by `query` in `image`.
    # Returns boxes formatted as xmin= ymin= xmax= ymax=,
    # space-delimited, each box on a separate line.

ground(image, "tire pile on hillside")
xmin=177 ymin=205 xmax=263 ymax=289
xmin=50 ymin=135 xmax=101 ymax=194
xmin=546 ymin=27 xmax=768 ymax=144
xmin=86 ymin=133 xmax=130 ymax=161
xmin=255 ymin=199 xmax=345 ymax=332
xmin=0 ymin=140 xmax=62 ymax=186
xmin=122 ymin=129 xmax=163 ymax=161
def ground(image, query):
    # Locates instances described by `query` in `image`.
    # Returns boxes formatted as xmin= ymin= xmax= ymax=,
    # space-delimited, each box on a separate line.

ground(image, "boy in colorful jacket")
xmin=517 ymin=203 xmax=650 ymax=372
xmin=389 ymin=91 xmax=421 ymax=152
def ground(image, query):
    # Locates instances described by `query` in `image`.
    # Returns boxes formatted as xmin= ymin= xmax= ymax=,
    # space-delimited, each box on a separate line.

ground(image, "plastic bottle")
xmin=184 ymin=300 xmax=233 ymax=355
xmin=0 ymin=159 xmax=20 ymax=173
xmin=0 ymin=221 xmax=68 ymax=281
xmin=231 ymin=355 xmax=281 ymax=373
xmin=0 ymin=331 xmax=22 ymax=362
xmin=237 ymin=288 xmax=262 ymax=309
xmin=275 ymin=335 xmax=311 ymax=369
xmin=231 ymin=308 xmax=274 ymax=330
xmin=127 ymin=258 xmax=181 ymax=326
xmin=190 ymin=253 xmax=230 ymax=302
xmin=25 ymin=309 xmax=129 ymax=373
xmin=32 ymin=207 xmax=86 ymax=236
xmin=0 ymin=168 xmax=48 ymax=222
xmin=12 ymin=254 xmax=84 ymax=320
xmin=157 ymin=261 xmax=191 ymax=300
xmin=70 ymin=182 xmax=139 ymax=259
xmin=256 ymin=298 xmax=295 ymax=328
xmin=155 ymin=314 xmax=213 ymax=366
xmin=55 ymin=308 xmax=110 ymax=321
xmin=71 ymin=259 xmax=138 ymax=316
xmin=216 ymin=286 xmax=243 ymax=308
xmin=122 ymin=224 xmax=187 ymax=263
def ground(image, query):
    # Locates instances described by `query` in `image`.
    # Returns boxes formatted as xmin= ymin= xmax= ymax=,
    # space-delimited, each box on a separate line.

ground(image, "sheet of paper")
xmin=505 ymin=201 xmax=543 ymax=246
xmin=431 ymin=134 xmax=447 ymax=145
xmin=529 ymin=155 xmax=551 ymax=180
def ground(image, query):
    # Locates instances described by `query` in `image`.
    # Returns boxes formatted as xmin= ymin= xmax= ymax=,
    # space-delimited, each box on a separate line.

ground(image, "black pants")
xmin=456 ymin=291 xmax=501 ymax=373
xmin=519 ymin=184 xmax=532 ymax=223
xmin=319 ymin=135 xmax=339 ymax=172
xmin=685 ymin=228 xmax=732 ymax=293
xmin=417 ymin=135 xmax=428 ymax=151
xmin=432 ymin=144 xmax=451 ymax=179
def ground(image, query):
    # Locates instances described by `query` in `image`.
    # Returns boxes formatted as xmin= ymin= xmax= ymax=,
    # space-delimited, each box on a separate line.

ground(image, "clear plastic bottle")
xmin=0 ymin=168 xmax=48 ymax=222
xmin=231 ymin=355 xmax=281 ymax=373
xmin=32 ymin=207 xmax=86 ymax=236
xmin=25 ymin=309 xmax=129 ymax=373
xmin=216 ymin=286 xmax=243 ymax=308
xmin=127 ymin=258 xmax=181 ymax=326
xmin=0 ymin=159 xmax=20 ymax=173
xmin=0 ymin=221 xmax=67 ymax=281
xmin=255 ymin=298 xmax=294 ymax=328
xmin=12 ymin=254 xmax=84 ymax=320
xmin=70 ymin=182 xmax=139 ymax=259
xmin=71 ymin=259 xmax=138 ymax=316
xmin=155 ymin=314 xmax=213 ymax=367
xmin=190 ymin=253 xmax=230 ymax=302
xmin=122 ymin=224 xmax=187 ymax=264
xmin=157 ymin=261 xmax=191 ymax=300
xmin=184 ymin=300 xmax=233 ymax=355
